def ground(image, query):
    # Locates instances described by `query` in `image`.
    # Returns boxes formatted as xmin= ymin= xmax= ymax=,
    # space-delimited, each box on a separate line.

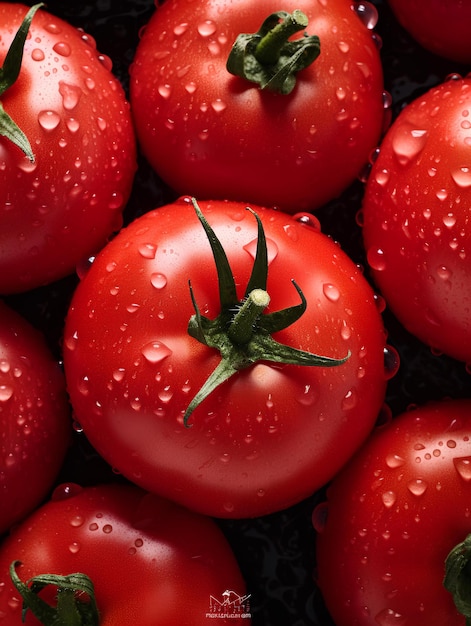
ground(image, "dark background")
xmin=4 ymin=1 xmax=471 ymax=624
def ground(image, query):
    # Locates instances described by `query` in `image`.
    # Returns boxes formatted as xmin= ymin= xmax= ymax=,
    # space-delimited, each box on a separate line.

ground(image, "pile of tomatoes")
xmin=0 ymin=1 xmax=471 ymax=625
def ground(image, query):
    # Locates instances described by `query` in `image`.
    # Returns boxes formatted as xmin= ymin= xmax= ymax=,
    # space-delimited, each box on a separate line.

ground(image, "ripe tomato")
xmin=361 ymin=74 xmax=471 ymax=364
xmin=0 ymin=483 xmax=249 ymax=625
xmin=314 ymin=399 xmax=471 ymax=626
xmin=0 ymin=3 xmax=136 ymax=294
xmin=129 ymin=0 xmax=386 ymax=213
xmin=387 ymin=0 xmax=471 ymax=64
xmin=63 ymin=196 xmax=389 ymax=518
xmin=0 ymin=300 xmax=70 ymax=536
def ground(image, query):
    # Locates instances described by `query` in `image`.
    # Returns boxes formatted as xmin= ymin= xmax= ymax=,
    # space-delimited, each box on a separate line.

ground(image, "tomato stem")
xmin=0 ymin=3 xmax=44 ymax=161
xmin=9 ymin=561 xmax=100 ymax=626
xmin=184 ymin=198 xmax=349 ymax=426
xmin=444 ymin=535 xmax=471 ymax=624
xmin=226 ymin=9 xmax=320 ymax=95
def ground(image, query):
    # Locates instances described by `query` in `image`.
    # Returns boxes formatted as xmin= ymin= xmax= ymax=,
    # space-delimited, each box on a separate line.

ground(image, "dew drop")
xmin=53 ymin=41 xmax=71 ymax=57
xmin=384 ymin=345 xmax=400 ymax=380
xmin=323 ymin=283 xmax=340 ymax=302
xmin=158 ymin=386 xmax=173 ymax=403
xmin=59 ymin=80 xmax=82 ymax=111
xmin=102 ymin=524 xmax=113 ymax=534
xmin=341 ymin=388 xmax=357 ymax=411
xmin=150 ymin=272 xmax=167 ymax=289
xmin=66 ymin=118 xmax=80 ymax=133
xmin=374 ymin=608 xmax=406 ymax=626
xmin=243 ymin=237 xmax=278 ymax=264
xmin=141 ymin=340 xmax=173 ymax=364
xmin=38 ymin=110 xmax=61 ymax=131
xmin=297 ymin=384 xmax=318 ymax=407
xmin=385 ymin=454 xmax=405 ymax=469
xmin=451 ymin=166 xmax=471 ymax=188
xmin=68 ymin=542 xmax=81 ymax=554
xmin=185 ymin=81 xmax=197 ymax=94
xmin=32 ymin=48 xmax=45 ymax=61
xmin=391 ymin=123 xmax=428 ymax=165
xmin=381 ymin=490 xmax=397 ymax=508
xmin=211 ymin=99 xmax=226 ymax=112
xmin=198 ymin=20 xmax=217 ymax=37
xmin=453 ymin=456 xmax=471 ymax=481
xmin=367 ymin=247 xmax=386 ymax=271
xmin=138 ymin=243 xmax=157 ymax=259
xmin=293 ymin=212 xmax=321 ymax=230
xmin=173 ymin=23 xmax=189 ymax=36
xmin=51 ymin=483 xmax=83 ymax=501
xmin=158 ymin=83 xmax=172 ymax=99
xmin=353 ymin=2 xmax=379 ymax=29
xmin=407 ymin=478 xmax=428 ymax=496
xmin=0 ymin=385 xmax=13 ymax=402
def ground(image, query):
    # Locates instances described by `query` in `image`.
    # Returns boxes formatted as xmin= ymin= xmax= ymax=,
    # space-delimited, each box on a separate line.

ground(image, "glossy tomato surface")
xmin=362 ymin=75 xmax=471 ymax=364
xmin=0 ymin=300 xmax=71 ymax=536
xmin=130 ymin=0 xmax=386 ymax=213
xmin=0 ymin=483 xmax=249 ymax=625
xmin=0 ymin=3 xmax=136 ymax=294
xmin=387 ymin=0 xmax=471 ymax=64
xmin=63 ymin=197 xmax=388 ymax=518
xmin=315 ymin=399 xmax=471 ymax=626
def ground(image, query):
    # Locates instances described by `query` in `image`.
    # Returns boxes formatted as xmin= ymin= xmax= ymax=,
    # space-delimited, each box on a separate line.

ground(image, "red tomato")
xmin=314 ymin=399 xmax=471 ymax=626
xmin=62 ymin=197 xmax=389 ymax=518
xmin=0 ymin=482 xmax=249 ymax=625
xmin=361 ymin=75 xmax=471 ymax=364
xmin=129 ymin=0 xmax=386 ymax=213
xmin=0 ymin=300 xmax=70 ymax=536
xmin=387 ymin=0 xmax=471 ymax=64
xmin=0 ymin=3 xmax=136 ymax=294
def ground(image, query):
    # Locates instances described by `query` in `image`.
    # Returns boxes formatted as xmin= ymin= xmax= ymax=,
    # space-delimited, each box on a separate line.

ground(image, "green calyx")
xmin=0 ymin=3 xmax=44 ymax=162
xmin=184 ymin=198 xmax=350 ymax=426
xmin=10 ymin=561 xmax=99 ymax=626
xmin=226 ymin=9 xmax=320 ymax=95
xmin=444 ymin=534 xmax=471 ymax=625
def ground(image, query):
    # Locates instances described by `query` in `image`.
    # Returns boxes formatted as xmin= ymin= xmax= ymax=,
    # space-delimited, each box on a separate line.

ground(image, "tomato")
xmin=0 ymin=3 xmax=136 ymax=294
xmin=0 ymin=299 xmax=70 ymax=536
xmin=62 ymin=196 xmax=389 ymax=519
xmin=387 ymin=0 xmax=471 ymax=64
xmin=129 ymin=0 xmax=386 ymax=213
xmin=314 ymin=398 xmax=471 ymax=626
xmin=361 ymin=74 xmax=471 ymax=364
xmin=0 ymin=482 xmax=249 ymax=625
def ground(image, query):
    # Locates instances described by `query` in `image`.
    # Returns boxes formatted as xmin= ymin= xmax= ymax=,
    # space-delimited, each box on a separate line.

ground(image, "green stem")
xmin=228 ymin=289 xmax=270 ymax=345
xmin=254 ymin=9 xmax=308 ymax=65
xmin=444 ymin=534 xmax=471 ymax=624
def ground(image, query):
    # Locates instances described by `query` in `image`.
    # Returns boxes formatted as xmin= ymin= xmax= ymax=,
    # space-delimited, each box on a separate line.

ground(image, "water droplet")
xmin=158 ymin=386 xmax=173 ymax=403
xmin=211 ymin=99 xmax=226 ymax=112
xmin=407 ymin=478 xmax=428 ymax=496
xmin=198 ymin=20 xmax=217 ymax=37
xmin=454 ymin=456 xmax=471 ymax=481
xmin=297 ymin=385 xmax=318 ymax=406
xmin=374 ymin=168 xmax=390 ymax=186
xmin=38 ymin=110 xmax=61 ymax=131
xmin=32 ymin=48 xmax=45 ymax=61
xmin=293 ymin=212 xmax=321 ymax=230
xmin=51 ymin=483 xmax=83 ymax=501
xmin=451 ymin=166 xmax=471 ymax=188
xmin=223 ymin=502 xmax=235 ymax=513
xmin=323 ymin=283 xmax=340 ymax=302
xmin=353 ymin=2 xmax=379 ymax=29
xmin=150 ymin=272 xmax=167 ymax=289
xmin=45 ymin=22 xmax=62 ymax=35
xmin=53 ymin=41 xmax=71 ymax=57
xmin=102 ymin=524 xmax=113 ymax=534
xmin=391 ymin=123 xmax=428 ymax=165
xmin=138 ymin=242 xmax=157 ymax=259
xmin=173 ymin=23 xmax=189 ymax=36
xmin=59 ymin=80 xmax=82 ymax=111
xmin=185 ymin=81 xmax=197 ymax=94
xmin=141 ymin=340 xmax=173 ymax=364
xmin=381 ymin=491 xmax=397 ymax=508
xmin=89 ymin=522 xmax=99 ymax=531
xmin=367 ymin=247 xmax=386 ymax=271
xmin=386 ymin=454 xmax=405 ymax=469
xmin=243 ymin=237 xmax=278 ymax=264
xmin=312 ymin=502 xmax=328 ymax=532
xmin=66 ymin=118 xmax=80 ymax=133
xmin=68 ymin=542 xmax=81 ymax=554
xmin=384 ymin=345 xmax=400 ymax=380
xmin=341 ymin=388 xmax=357 ymax=411
xmin=375 ymin=608 xmax=406 ymax=626
xmin=158 ymin=83 xmax=172 ymax=99
xmin=0 ymin=385 xmax=13 ymax=402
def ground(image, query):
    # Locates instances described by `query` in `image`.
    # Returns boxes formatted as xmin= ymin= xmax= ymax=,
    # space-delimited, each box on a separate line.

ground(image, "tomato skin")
xmin=0 ymin=3 xmax=136 ymax=294
xmin=315 ymin=399 xmax=471 ymax=626
xmin=129 ymin=0 xmax=385 ymax=213
xmin=0 ymin=483 xmax=249 ymax=625
xmin=63 ymin=197 xmax=388 ymax=518
xmin=0 ymin=300 xmax=71 ymax=536
xmin=362 ymin=76 xmax=471 ymax=364
xmin=387 ymin=0 xmax=471 ymax=64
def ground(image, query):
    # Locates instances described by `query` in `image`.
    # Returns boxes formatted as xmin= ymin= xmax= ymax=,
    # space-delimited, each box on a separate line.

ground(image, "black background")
xmin=3 ymin=1 xmax=471 ymax=625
